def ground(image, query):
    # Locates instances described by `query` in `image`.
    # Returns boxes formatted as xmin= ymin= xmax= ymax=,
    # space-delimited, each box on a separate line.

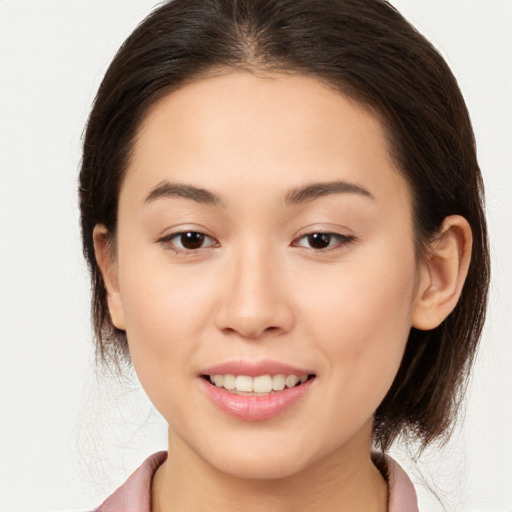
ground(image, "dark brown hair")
xmin=79 ymin=0 xmax=489 ymax=451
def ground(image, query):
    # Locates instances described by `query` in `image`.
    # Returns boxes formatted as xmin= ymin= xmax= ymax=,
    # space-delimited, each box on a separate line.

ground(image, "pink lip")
xmin=201 ymin=359 xmax=313 ymax=377
xmin=200 ymin=377 xmax=314 ymax=421
xmin=198 ymin=360 xmax=316 ymax=422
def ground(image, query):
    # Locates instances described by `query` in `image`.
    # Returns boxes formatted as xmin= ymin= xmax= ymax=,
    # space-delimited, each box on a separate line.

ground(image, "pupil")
xmin=308 ymin=233 xmax=331 ymax=249
xmin=181 ymin=232 xmax=204 ymax=249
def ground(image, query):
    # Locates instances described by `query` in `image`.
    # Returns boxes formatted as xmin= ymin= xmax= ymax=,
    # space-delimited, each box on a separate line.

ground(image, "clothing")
xmin=96 ymin=451 xmax=419 ymax=512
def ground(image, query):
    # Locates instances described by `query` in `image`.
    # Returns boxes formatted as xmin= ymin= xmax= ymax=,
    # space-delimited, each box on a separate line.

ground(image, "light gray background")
xmin=0 ymin=1 xmax=510 ymax=511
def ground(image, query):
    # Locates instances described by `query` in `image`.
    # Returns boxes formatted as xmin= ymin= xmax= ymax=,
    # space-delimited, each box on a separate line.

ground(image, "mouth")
xmin=202 ymin=373 xmax=316 ymax=396
xmin=200 ymin=364 xmax=317 ymax=421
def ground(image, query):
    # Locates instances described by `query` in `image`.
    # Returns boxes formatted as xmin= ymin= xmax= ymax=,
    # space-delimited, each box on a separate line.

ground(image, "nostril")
xmin=220 ymin=324 xmax=283 ymax=339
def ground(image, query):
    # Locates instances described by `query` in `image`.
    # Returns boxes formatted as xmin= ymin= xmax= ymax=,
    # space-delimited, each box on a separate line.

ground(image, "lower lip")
xmin=200 ymin=378 xmax=314 ymax=421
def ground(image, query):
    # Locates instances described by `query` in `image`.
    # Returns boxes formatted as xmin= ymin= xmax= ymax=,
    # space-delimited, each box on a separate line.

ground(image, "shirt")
xmin=96 ymin=451 xmax=419 ymax=511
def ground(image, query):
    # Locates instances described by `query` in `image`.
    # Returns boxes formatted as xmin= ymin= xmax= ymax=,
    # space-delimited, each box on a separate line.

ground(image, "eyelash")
xmin=293 ymin=232 xmax=356 ymax=252
xmin=157 ymin=230 xmax=356 ymax=255
xmin=158 ymin=231 xmax=219 ymax=255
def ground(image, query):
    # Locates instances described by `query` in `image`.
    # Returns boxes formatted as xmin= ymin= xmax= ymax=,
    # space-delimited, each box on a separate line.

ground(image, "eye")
xmin=160 ymin=231 xmax=218 ymax=252
xmin=294 ymin=232 xmax=355 ymax=250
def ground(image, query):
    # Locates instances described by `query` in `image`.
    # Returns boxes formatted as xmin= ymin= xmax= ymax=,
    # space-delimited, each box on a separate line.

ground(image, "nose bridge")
xmin=215 ymin=238 xmax=293 ymax=338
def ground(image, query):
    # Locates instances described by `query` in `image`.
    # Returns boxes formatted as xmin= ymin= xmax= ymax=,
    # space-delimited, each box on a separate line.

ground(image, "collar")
xmin=96 ymin=451 xmax=418 ymax=511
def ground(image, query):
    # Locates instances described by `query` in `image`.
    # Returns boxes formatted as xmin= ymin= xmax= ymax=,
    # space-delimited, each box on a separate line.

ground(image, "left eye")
xmin=295 ymin=232 xmax=354 ymax=250
xmin=165 ymin=231 xmax=217 ymax=251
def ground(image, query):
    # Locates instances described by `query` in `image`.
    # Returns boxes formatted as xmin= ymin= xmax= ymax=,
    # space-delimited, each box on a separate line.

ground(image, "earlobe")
xmin=92 ymin=225 xmax=126 ymax=330
xmin=412 ymin=215 xmax=472 ymax=331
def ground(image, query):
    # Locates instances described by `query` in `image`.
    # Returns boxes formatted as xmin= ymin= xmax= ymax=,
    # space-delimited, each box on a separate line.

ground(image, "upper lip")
xmin=201 ymin=359 xmax=315 ymax=377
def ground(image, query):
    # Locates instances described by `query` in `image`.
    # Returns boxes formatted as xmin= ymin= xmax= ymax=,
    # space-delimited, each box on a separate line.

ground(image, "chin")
xmin=211 ymin=450 xmax=312 ymax=481
xmin=189 ymin=429 xmax=333 ymax=481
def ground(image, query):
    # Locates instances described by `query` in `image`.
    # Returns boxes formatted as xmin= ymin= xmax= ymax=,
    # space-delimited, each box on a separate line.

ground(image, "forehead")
xmin=126 ymin=71 xmax=408 ymax=208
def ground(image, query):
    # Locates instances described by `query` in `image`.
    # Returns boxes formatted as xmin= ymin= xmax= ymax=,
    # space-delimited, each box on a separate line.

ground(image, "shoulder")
xmin=95 ymin=451 xmax=168 ymax=512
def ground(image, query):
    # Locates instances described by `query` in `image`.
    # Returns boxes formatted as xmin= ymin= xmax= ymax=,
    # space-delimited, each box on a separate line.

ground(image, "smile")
xmin=207 ymin=374 xmax=312 ymax=394
xmin=200 ymin=368 xmax=316 ymax=421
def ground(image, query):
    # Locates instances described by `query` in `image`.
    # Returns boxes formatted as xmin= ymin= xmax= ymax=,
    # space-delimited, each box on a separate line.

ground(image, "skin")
xmin=94 ymin=71 xmax=472 ymax=512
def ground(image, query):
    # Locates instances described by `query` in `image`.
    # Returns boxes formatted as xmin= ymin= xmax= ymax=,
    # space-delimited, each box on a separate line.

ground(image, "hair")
xmin=79 ymin=0 xmax=489 ymax=452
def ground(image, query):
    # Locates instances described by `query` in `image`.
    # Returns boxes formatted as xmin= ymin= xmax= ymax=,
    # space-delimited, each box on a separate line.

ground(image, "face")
xmin=102 ymin=71 xmax=427 ymax=479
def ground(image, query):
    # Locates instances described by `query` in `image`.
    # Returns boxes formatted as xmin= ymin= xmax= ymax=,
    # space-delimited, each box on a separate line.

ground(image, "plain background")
xmin=0 ymin=1 xmax=511 ymax=511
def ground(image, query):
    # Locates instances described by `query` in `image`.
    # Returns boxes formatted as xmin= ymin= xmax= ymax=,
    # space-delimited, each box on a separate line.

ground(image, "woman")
xmin=78 ymin=0 xmax=489 ymax=510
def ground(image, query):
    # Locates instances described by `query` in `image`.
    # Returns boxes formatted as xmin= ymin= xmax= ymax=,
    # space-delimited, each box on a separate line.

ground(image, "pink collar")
xmin=96 ymin=451 xmax=418 ymax=511
xmin=382 ymin=454 xmax=419 ymax=512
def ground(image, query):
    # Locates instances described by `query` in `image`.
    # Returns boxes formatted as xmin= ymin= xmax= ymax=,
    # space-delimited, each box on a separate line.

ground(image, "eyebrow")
xmin=144 ymin=179 xmax=373 ymax=207
xmin=144 ymin=181 xmax=224 ymax=207
xmin=285 ymin=181 xmax=374 ymax=204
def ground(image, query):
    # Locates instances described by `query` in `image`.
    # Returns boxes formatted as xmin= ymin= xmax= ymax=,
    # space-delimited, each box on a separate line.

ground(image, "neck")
xmin=152 ymin=424 xmax=387 ymax=512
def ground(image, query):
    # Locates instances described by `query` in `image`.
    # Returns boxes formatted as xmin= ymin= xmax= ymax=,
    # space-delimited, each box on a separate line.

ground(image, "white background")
xmin=0 ymin=1 xmax=510 ymax=511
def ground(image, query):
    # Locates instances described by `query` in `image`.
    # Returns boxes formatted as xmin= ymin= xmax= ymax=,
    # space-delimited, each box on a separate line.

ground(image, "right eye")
xmin=159 ymin=231 xmax=218 ymax=252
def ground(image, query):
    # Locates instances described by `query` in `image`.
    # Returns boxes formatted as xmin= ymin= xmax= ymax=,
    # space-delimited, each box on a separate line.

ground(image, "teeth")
xmin=235 ymin=375 xmax=253 ymax=392
xmin=223 ymin=374 xmax=236 ymax=390
xmin=272 ymin=374 xmax=286 ymax=391
xmin=208 ymin=373 xmax=310 ymax=394
xmin=253 ymin=375 xmax=273 ymax=393
xmin=285 ymin=375 xmax=299 ymax=388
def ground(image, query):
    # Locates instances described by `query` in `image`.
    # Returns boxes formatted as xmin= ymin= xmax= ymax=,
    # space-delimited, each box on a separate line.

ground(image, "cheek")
xmin=301 ymin=243 xmax=417 ymax=399
xmin=117 ymin=274 xmax=211 ymax=422
xmin=118 ymin=245 xmax=215 ymax=348
xmin=296 ymin=272 xmax=415 ymax=452
xmin=114 ymin=245 xmax=218 ymax=405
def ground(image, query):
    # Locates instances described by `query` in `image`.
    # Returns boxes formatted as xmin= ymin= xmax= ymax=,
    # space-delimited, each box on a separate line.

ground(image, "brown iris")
xmin=179 ymin=232 xmax=206 ymax=249
xmin=307 ymin=233 xmax=333 ymax=249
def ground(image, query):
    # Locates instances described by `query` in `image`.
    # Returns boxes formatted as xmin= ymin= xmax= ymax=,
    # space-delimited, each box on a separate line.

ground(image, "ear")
xmin=412 ymin=215 xmax=472 ymax=330
xmin=93 ymin=224 xmax=126 ymax=330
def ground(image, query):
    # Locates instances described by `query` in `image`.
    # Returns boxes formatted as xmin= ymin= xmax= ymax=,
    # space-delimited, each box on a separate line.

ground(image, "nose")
xmin=214 ymin=245 xmax=294 ymax=339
